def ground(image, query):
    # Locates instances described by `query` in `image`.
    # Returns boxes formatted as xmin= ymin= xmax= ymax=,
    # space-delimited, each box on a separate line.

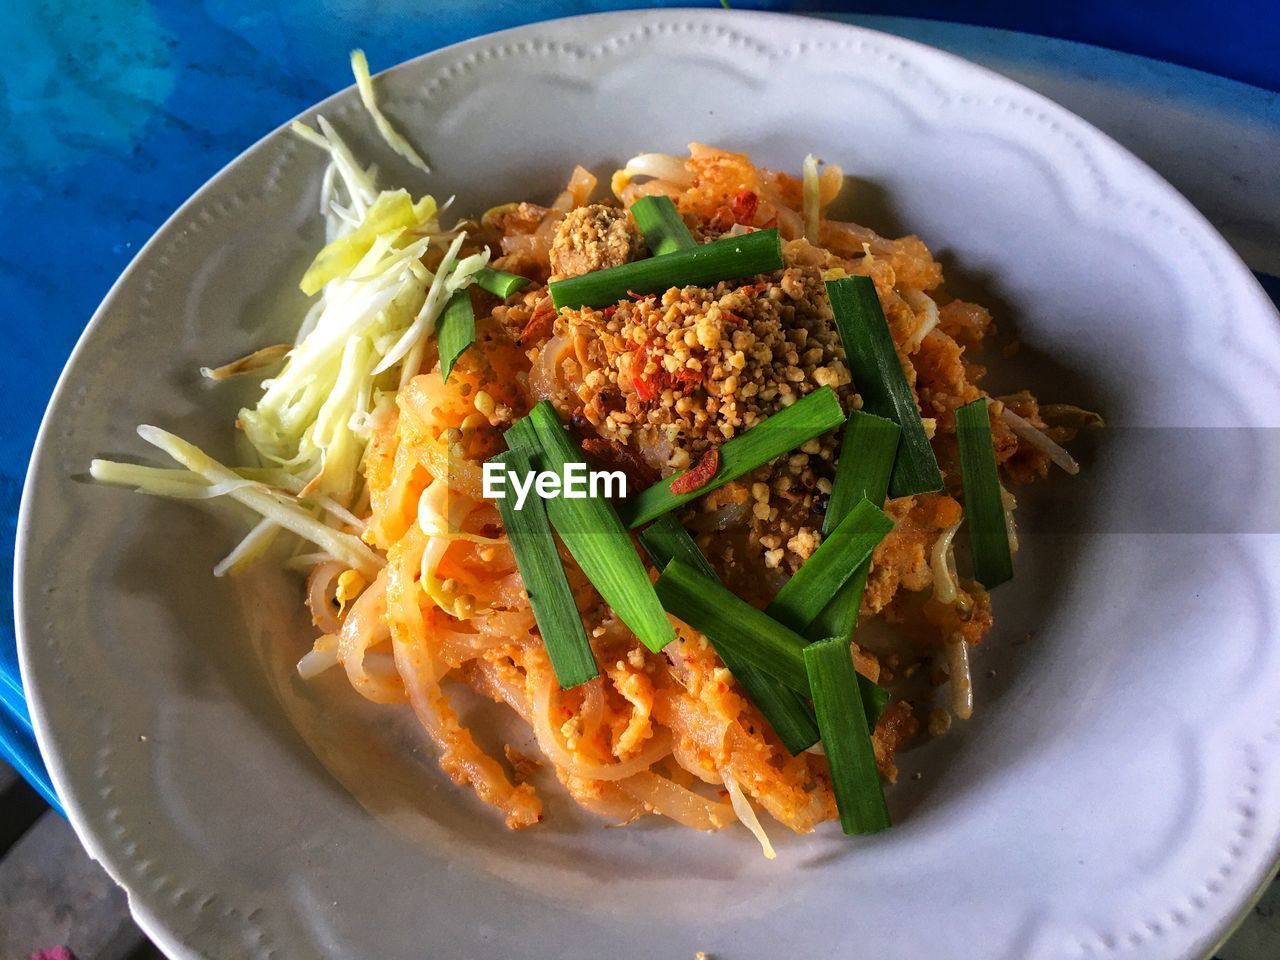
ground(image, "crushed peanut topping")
xmin=525 ymin=252 xmax=863 ymax=571
xmin=556 ymin=261 xmax=852 ymax=452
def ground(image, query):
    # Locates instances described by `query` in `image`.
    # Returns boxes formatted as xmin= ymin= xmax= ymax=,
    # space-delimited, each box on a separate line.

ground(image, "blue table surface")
xmin=3 ymin=4 xmax=1279 ymax=951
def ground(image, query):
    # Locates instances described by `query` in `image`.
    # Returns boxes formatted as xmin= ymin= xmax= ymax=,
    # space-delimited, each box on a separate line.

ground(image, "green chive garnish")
xmin=505 ymin=403 xmax=676 ymax=653
xmin=637 ymin=514 xmax=716 ymax=578
xmin=620 ymin=385 xmax=845 ymax=528
xmin=766 ymin=497 xmax=894 ymax=635
xmin=438 ymin=289 xmax=475 ymax=381
xmin=654 ymin=557 xmax=809 ymax=693
xmin=549 ymin=228 xmax=784 ymax=310
xmin=807 ymin=411 xmax=899 ymax=721
xmin=809 ymin=410 xmax=900 ymax=641
xmin=827 ymin=276 xmax=942 ymax=498
xmin=447 ymin=263 xmax=529 ymax=299
xmin=820 ymin=568 xmax=889 ymax=731
xmin=863 ymin=682 xmax=889 ymax=728
xmin=804 ymin=636 xmax=890 ymax=835
xmin=814 ymin=555 xmax=888 ymax=735
xmin=823 ymin=411 xmax=900 ymax=537
xmin=955 ymin=398 xmax=1013 ymax=587
xmin=490 ymin=447 xmax=597 ymax=688
xmin=473 ymin=266 xmax=529 ymax=299
xmin=630 ymin=195 xmax=696 ymax=256
xmin=640 ymin=516 xmax=819 ymax=754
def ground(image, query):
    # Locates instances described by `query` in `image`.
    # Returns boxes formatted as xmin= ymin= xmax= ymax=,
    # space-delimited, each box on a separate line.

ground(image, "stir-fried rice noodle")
xmin=336 ymin=571 xmax=406 ymax=705
xmin=617 ymin=772 xmax=734 ymax=831
xmin=528 ymin=335 xmax=579 ymax=401
xmin=530 ymin=669 xmax=674 ymax=780
xmin=306 ymin=560 xmax=348 ymax=634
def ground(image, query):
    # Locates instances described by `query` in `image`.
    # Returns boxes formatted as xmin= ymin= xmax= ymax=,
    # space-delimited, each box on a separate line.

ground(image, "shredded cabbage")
xmin=213 ymin=516 xmax=281 ymax=577
xmin=241 ymin=117 xmax=485 ymax=504
xmin=89 ymin=460 xmax=295 ymax=497
xmin=242 ymin=220 xmax=421 ymax=499
xmin=95 ymin=66 xmax=481 ymax=580
xmin=284 ymin=552 xmax=341 ymax=571
xmin=300 ymin=189 xmax=437 ymax=295
xmin=291 ymin=118 xmax=378 ymax=226
xmin=125 ymin=426 xmax=384 ymax=577
xmin=374 ymin=231 xmax=489 ymax=380
xmin=350 ymin=49 xmax=432 ymax=175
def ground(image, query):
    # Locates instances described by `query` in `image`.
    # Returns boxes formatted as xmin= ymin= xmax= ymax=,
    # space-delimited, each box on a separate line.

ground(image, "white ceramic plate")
xmin=17 ymin=10 xmax=1280 ymax=959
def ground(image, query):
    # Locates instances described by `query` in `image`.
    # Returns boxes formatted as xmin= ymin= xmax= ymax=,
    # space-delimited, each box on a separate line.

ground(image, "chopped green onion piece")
xmin=820 ymin=555 xmax=887 ymax=731
xmin=437 ymin=289 xmax=475 ymax=382
xmin=490 ymin=447 xmax=597 ymax=688
xmin=473 ymin=266 xmax=529 ymax=298
xmin=810 ymin=410 xmax=901 ymax=641
xmin=505 ymin=402 xmax=676 ymax=652
xmin=445 ymin=262 xmax=529 ymax=299
xmin=640 ymin=516 xmax=819 ymax=754
xmin=654 ymin=557 xmax=809 ymax=693
xmin=630 ymin=195 xmax=696 ymax=256
xmin=803 ymin=637 xmax=890 ymax=835
xmin=504 ymin=413 xmax=538 ymax=452
xmin=812 ymin=562 xmax=872 ymax=645
xmin=766 ymin=498 xmax=893 ymax=635
xmin=823 ymin=411 xmax=900 ymax=537
xmin=740 ymin=671 xmax=821 ymax=754
xmin=955 ymin=398 xmax=1013 ymax=587
xmin=859 ymin=678 xmax=890 ymax=732
xmin=808 ymin=412 xmax=899 ymax=715
xmin=638 ymin=514 xmax=716 ymax=578
xmin=550 ymin=228 xmax=783 ymax=310
xmin=827 ymin=276 xmax=942 ymax=498
xmin=620 ymin=385 xmax=845 ymax=528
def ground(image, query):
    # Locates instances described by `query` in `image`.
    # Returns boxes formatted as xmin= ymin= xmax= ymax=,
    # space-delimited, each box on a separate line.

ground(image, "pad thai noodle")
xmin=92 ymin=53 xmax=1096 ymax=854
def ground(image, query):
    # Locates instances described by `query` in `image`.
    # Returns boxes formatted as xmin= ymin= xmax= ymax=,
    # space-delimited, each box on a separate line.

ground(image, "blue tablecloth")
xmin=3 ymin=4 xmax=1279 ymax=951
